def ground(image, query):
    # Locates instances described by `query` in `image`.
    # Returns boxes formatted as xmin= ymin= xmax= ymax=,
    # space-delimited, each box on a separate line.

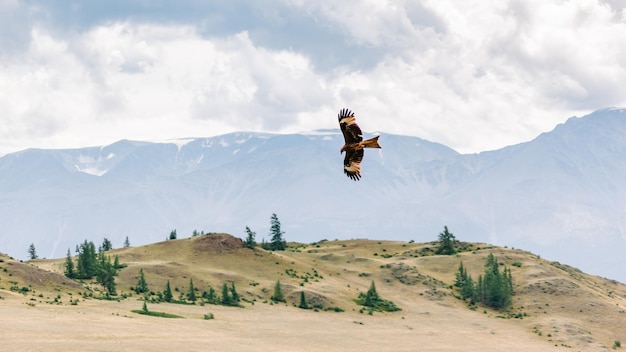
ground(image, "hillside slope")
xmin=2 ymin=235 xmax=624 ymax=351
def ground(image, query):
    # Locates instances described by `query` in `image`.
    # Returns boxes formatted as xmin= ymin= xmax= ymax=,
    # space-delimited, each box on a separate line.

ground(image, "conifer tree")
xmin=123 ymin=236 xmax=130 ymax=248
xmin=269 ymin=213 xmax=286 ymax=251
xmin=243 ymin=226 xmax=257 ymax=248
xmin=298 ymin=291 xmax=309 ymax=309
xmin=363 ymin=281 xmax=380 ymax=307
xmin=135 ymin=268 xmax=149 ymax=294
xmin=163 ymin=280 xmax=173 ymax=302
xmin=76 ymin=240 xmax=98 ymax=279
xmin=230 ymin=282 xmax=240 ymax=303
xmin=436 ymin=226 xmax=456 ymax=255
xmin=27 ymin=243 xmax=38 ymax=260
xmin=101 ymin=238 xmax=113 ymax=251
xmin=96 ymin=251 xmax=117 ymax=295
xmin=64 ymin=248 xmax=75 ymax=279
xmin=271 ymin=280 xmax=285 ymax=302
xmin=187 ymin=278 xmax=197 ymax=303
xmin=221 ymin=282 xmax=232 ymax=306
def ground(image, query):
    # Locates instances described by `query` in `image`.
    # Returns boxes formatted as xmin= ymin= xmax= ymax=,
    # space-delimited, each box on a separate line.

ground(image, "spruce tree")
xmin=436 ymin=226 xmax=456 ymax=255
xmin=187 ymin=278 xmax=197 ymax=303
xmin=27 ymin=243 xmax=38 ymax=260
xmin=363 ymin=281 xmax=380 ymax=307
xmin=243 ymin=226 xmax=257 ymax=248
xmin=271 ymin=280 xmax=285 ymax=302
xmin=269 ymin=213 xmax=286 ymax=251
xmin=101 ymin=238 xmax=113 ymax=251
xmin=230 ymin=282 xmax=240 ymax=303
xmin=163 ymin=280 xmax=173 ymax=302
xmin=96 ymin=251 xmax=117 ymax=295
xmin=76 ymin=240 xmax=98 ymax=279
xmin=298 ymin=291 xmax=309 ymax=309
xmin=221 ymin=282 xmax=232 ymax=306
xmin=135 ymin=268 xmax=149 ymax=294
xmin=64 ymin=248 xmax=75 ymax=279
xmin=203 ymin=286 xmax=217 ymax=304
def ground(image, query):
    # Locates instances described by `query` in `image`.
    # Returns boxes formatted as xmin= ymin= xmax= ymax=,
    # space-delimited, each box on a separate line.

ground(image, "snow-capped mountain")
xmin=1 ymin=108 xmax=625 ymax=283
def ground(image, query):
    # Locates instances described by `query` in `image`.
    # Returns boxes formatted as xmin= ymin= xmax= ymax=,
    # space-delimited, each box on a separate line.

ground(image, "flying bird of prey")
xmin=338 ymin=108 xmax=381 ymax=181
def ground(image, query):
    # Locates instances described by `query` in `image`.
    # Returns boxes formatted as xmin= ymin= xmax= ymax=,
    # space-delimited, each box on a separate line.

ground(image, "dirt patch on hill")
xmin=192 ymin=233 xmax=243 ymax=252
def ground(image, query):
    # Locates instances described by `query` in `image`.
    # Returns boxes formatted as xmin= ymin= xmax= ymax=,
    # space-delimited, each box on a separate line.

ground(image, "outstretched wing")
xmin=343 ymin=148 xmax=363 ymax=181
xmin=338 ymin=108 xmax=363 ymax=144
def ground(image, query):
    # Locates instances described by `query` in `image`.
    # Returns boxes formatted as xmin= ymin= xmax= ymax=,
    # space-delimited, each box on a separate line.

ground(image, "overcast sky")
xmin=1 ymin=0 xmax=625 ymax=155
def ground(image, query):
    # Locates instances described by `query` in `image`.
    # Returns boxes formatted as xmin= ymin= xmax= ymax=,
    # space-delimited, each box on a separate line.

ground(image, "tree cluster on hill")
xmin=455 ymin=253 xmax=514 ymax=310
xmin=64 ymin=239 xmax=123 ymax=296
xmin=246 ymin=213 xmax=287 ymax=251
xmin=134 ymin=270 xmax=241 ymax=307
xmin=356 ymin=281 xmax=400 ymax=313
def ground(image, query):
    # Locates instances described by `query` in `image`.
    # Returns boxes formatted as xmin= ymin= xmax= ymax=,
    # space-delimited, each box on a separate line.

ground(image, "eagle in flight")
xmin=338 ymin=108 xmax=381 ymax=181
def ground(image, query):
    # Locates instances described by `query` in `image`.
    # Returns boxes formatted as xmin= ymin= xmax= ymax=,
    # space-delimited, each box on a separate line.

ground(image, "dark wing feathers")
xmin=343 ymin=148 xmax=363 ymax=181
xmin=338 ymin=108 xmax=363 ymax=144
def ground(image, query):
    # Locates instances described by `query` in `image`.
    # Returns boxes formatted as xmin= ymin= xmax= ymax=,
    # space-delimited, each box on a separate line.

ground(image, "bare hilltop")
xmin=1 ymin=233 xmax=625 ymax=351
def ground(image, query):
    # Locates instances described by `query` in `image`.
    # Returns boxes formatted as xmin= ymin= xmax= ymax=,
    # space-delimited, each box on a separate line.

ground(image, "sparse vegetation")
xmin=2 ymin=234 xmax=625 ymax=351
xmin=132 ymin=302 xmax=183 ymax=318
xmin=355 ymin=281 xmax=400 ymax=313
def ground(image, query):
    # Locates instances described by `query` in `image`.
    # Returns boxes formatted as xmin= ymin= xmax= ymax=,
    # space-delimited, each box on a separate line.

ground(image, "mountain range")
xmin=1 ymin=108 xmax=624 ymax=282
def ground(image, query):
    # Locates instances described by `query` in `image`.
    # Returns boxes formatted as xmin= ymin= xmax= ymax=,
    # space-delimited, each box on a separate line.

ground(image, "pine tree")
xmin=454 ymin=262 xmax=467 ymax=287
xmin=269 ymin=213 xmax=286 ymax=251
xmin=96 ymin=251 xmax=117 ymax=295
xmin=76 ymin=240 xmax=98 ymax=279
xmin=187 ymin=278 xmax=197 ymax=303
xmin=243 ymin=226 xmax=257 ymax=248
xmin=135 ymin=268 xmax=149 ymax=294
xmin=363 ymin=281 xmax=380 ymax=307
xmin=436 ymin=226 xmax=456 ymax=255
xmin=64 ymin=248 xmax=75 ymax=279
xmin=169 ymin=229 xmax=177 ymax=240
xmin=27 ymin=243 xmax=38 ymax=260
xmin=101 ymin=238 xmax=113 ymax=251
xmin=203 ymin=286 xmax=217 ymax=304
xmin=163 ymin=280 xmax=173 ymax=302
xmin=123 ymin=236 xmax=130 ymax=248
xmin=221 ymin=282 xmax=232 ymax=306
xmin=298 ymin=291 xmax=309 ymax=309
xmin=473 ymin=253 xmax=513 ymax=310
xmin=230 ymin=282 xmax=240 ymax=303
xmin=271 ymin=280 xmax=285 ymax=302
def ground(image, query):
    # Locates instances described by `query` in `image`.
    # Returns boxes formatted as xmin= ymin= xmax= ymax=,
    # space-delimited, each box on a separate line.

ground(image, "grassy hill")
xmin=1 ymin=234 xmax=625 ymax=351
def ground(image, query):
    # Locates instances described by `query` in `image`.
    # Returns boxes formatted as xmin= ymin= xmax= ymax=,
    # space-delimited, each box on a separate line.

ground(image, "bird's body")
xmin=338 ymin=108 xmax=381 ymax=181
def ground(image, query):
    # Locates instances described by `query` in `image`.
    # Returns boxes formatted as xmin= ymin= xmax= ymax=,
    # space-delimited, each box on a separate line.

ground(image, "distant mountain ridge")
xmin=1 ymin=108 xmax=625 ymax=283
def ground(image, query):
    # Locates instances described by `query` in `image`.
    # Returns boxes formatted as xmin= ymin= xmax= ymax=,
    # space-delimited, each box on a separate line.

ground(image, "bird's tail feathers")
xmin=361 ymin=136 xmax=381 ymax=149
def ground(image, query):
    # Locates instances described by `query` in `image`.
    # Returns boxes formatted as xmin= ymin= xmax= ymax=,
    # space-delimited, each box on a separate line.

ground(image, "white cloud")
xmin=0 ymin=0 xmax=625 ymax=155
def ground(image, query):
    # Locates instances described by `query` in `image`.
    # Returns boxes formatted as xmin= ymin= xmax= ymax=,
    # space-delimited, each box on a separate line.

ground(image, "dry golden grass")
xmin=1 ymin=235 xmax=625 ymax=351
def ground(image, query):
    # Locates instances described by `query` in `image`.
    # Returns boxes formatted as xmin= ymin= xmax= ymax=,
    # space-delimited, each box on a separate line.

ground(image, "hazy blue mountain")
xmin=1 ymin=108 xmax=624 ymax=282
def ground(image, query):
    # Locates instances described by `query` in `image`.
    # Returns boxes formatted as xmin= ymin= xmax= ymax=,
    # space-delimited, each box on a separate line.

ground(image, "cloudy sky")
xmin=1 ymin=0 xmax=625 ymax=156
